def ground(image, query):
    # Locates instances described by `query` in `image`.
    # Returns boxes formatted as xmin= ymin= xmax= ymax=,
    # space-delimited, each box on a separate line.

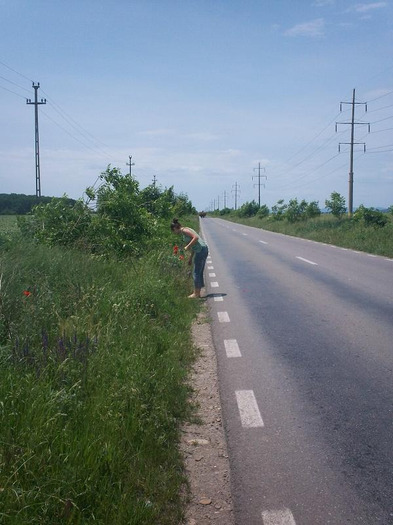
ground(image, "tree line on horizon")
xmin=0 ymin=193 xmax=76 ymax=215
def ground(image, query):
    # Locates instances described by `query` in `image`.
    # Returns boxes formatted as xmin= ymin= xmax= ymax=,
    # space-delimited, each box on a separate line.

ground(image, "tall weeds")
xmin=0 ymin=238 xmax=198 ymax=524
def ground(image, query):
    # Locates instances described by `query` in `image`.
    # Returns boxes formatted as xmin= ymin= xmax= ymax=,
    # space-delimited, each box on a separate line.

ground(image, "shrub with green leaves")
xmin=325 ymin=191 xmax=346 ymax=218
xmin=353 ymin=204 xmax=388 ymax=228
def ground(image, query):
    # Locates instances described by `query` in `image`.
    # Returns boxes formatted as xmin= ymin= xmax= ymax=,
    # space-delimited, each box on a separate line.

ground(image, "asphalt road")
xmin=200 ymin=217 xmax=393 ymax=525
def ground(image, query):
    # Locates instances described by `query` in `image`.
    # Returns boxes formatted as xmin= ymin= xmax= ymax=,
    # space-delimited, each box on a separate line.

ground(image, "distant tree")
xmin=325 ymin=191 xmax=346 ymax=218
xmin=237 ymin=200 xmax=259 ymax=218
xmin=0 ymin=193 xmax=71 ymax=215
xmin=271 ymin=199 xmax=287 ymax=221
xmin=388 ymin=204 xmax=393 ymax=215
xmin=306 ymin=200 xmax=321 ymax=219
xmin=285 ymin=198 xmax=308 ymax=222
xmin=256 ymin=204 xmax=270 ymax=219
xmin=353 ymin=205 xmax=388 ymax=228
xmin=219 ymin=207 xmax=231 ymax=216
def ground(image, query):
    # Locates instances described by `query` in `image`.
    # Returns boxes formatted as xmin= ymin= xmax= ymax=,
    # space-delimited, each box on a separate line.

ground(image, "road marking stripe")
xmin=368 ymin=254 xmax=377 ymax=258
xmin=211 ymin=282 xmax=219 ymax=288
xmin=296 ymin=256 xmax=318 ymax=266
xmin=214 ymin=295 xmax=224 ymax=302
xmin=209 ymin=272 xmax=216 ymax=277
xmin=235 ymin=390 xmax=264 ymax=428
xmin=259 ymin=240 xmax=268 ymax=244
xmin=224 ymin=339 xmax=241 ymax=358
xmin=242 ymin=233 xmax=248 ymax=236
xmin=217 ymin=311 xmax=230 ymax=323
xmin=207 ymin=265 xmax=214 ymax=270
xmin=261 ymin=508 xmax=296 ymax=525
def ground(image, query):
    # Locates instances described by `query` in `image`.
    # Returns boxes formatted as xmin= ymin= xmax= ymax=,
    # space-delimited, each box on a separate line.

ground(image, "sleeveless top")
xmin=181 ymin=227 xmax=207 ymax=253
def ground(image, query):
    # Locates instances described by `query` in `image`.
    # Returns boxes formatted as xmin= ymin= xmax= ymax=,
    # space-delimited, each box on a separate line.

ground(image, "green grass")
xmin=0 ymin=235 xmax=199 ymax=524
xmin=219 ymin=213 xmax=393 ymax=258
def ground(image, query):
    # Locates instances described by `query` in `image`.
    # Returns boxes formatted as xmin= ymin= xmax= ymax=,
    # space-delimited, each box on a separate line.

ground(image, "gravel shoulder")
xmin=180 ymin=306 xmax=235 ymax=525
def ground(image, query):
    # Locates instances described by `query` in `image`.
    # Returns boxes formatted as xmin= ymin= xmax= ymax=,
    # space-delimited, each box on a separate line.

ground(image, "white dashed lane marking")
xmin=261 ymin=508 xmax=296 ymax=525
xmin=259 ymin=240 xmax=268 ymax=244
xmin=207 ymin=265 xmax=214 ymax=270
xmin=224 ymin=339 xmax=241 ymax=358
xmin=235 ymin=390 xmax=264 ymax=428
xmin=217 ymin=311 xmax=230 ymax=323
xmin=296 ymin=256 xmax=318 ymax=266
xmin=211 ymin=282 xmax=219 ymax=288
xmin=214 ymin=295 xmax=224 ymax=302
xmin=209 ymin=272 xmax=216 ymax=277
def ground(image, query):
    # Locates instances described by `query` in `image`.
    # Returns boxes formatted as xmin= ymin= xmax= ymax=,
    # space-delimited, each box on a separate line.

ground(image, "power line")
xmin=41 ymin=90 xmax=113 ymax=153
xmin=0 ymin=74 xmax=31 ymax=93
xmin=366 ymin=89 xmax=393 ymax=103
xmin=40 ymin=109 xmax=111 ymax=158
xmin=0 ymin=58 xmax=33 ymax=82
xmin=0 ymin=83 xmax=26 ymax=99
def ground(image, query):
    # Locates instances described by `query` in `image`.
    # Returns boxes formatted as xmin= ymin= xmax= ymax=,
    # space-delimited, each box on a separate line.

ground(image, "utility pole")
xmin=252 ymin=162 xmax=267 ymax=207
xmin=336 ymin=89 xmax=369 ymax=217
xmin=232 ymin=182 xmax=240 ymax=211
xmin=152 ymin=174 xmax=157 ymax=187
xmin=126 ymin=155 xmax=135 ymax=176
xmin=223 ymin=190 xmax=227 ymax=209
xmin=217 ymin=195 xmax=220 ymax=211
xmin=26 ymin=82 xmax=46 ymax=197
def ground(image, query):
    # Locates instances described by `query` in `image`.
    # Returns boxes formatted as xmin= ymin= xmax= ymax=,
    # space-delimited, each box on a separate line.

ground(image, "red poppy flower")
xmin=179 ymin=255 xmax=184 ymax=260
xmin=23 ymin=290 xmax=31 ymax=297
xmin=173 ymin=245 xmax=179 ymax=255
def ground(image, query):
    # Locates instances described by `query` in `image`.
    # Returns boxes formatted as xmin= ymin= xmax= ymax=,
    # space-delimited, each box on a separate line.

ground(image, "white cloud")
xmin=350 ymin=2 xmax=387 ymax=13
xmin=137 ymin=128 xmax=175 ymax=137
xmin=313 ymin=0 xmax=335 ymax=6
xmin=284 ymin=18 xmax=325 ymax=37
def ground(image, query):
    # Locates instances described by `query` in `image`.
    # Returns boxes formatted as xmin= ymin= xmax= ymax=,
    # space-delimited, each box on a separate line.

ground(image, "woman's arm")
xmin=182 ymin=228 xmax=199 ymax=251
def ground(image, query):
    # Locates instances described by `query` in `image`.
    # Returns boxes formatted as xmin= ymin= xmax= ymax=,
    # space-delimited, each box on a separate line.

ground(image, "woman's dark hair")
xmin=170 ymin=218 xmax=182 ymax=231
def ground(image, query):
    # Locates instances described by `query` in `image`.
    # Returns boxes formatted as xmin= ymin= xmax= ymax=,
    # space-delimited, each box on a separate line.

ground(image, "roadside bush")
xmin=353 ymin=205 xmax=388 ymax=228
xmin=237 ymin=200 xmax=259 ymax=218
xmin=306 ymin=200 xmax=321 ymax=219
xmin=271 ymin=199 xmax=287 ymax=221
xmin=325 ymin=191 xmax=346 ymax=218
xmin=257 ymin=204 xmax=270 ymax=219
xmin=17 ymin=166 xmax=196 ymax=258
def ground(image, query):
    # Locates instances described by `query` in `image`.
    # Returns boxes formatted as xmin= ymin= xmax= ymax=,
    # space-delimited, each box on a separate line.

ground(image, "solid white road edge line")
xmin=261 ymin=508 xmax=296 ymax=525
xmin=235 ymin=390 xmax=264 ymax=428
xmin=296 ymin=256 xmax=318 ymax=266
xmin=224 ymin=339 xmax=241 ymax=358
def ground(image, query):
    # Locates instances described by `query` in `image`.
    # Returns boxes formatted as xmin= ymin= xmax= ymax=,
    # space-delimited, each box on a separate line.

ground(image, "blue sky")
xmin=1 ymin=0 xmax=392 ymax=211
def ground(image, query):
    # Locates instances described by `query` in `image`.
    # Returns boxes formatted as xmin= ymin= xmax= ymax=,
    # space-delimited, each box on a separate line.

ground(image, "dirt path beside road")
xmin=180 ymin=308 xmax=235 ymax=525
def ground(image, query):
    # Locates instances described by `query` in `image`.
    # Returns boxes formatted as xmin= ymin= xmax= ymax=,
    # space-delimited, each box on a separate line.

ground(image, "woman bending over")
xmin=171 ymin=218 xmax=209 ymax=298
